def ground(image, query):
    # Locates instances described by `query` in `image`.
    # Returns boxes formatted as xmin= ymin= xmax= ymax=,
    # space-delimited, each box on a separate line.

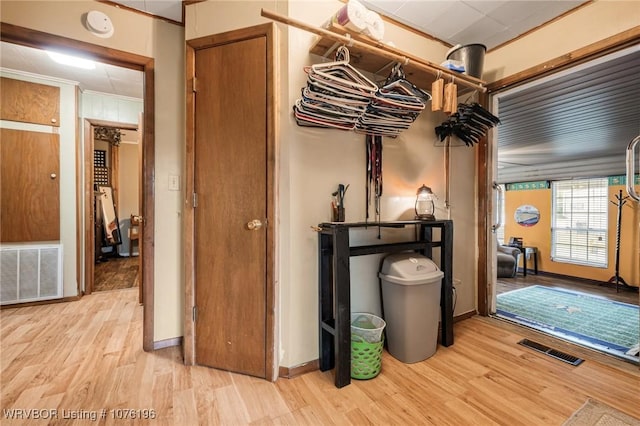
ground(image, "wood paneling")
xmin=1 ymin=129 xmax=60 ymax=242
xmin=0 ymin=77 xmax=60 ymax=126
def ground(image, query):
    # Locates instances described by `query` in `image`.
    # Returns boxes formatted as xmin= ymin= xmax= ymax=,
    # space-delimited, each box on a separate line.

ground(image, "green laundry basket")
xmin=351 ymin=335 xmax=384 ymax=380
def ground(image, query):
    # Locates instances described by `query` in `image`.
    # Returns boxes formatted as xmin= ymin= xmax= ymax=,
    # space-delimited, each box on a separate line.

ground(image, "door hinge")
xmin=192 ymin=77 xmax=198 ymax=93
xmin=192 ymin=306 xmax=197 ymax=322
xmin=192 ymin=192 xmax=198 ymax=208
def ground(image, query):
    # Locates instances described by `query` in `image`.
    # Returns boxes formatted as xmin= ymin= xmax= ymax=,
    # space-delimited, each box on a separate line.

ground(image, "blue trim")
xmin=506 ymin=181 xmax=550 ymax=191
xmin=608 ymin=175 xmax=640 ymax=186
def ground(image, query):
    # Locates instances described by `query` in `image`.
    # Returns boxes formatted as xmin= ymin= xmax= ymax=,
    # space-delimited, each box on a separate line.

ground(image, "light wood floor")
xmin=2 ymin=288 xmax=639 ymax=425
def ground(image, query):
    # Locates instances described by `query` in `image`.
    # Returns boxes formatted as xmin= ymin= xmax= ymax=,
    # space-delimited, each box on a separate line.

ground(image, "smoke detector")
xmin=84 ymin=10 xmax=114 ymax=38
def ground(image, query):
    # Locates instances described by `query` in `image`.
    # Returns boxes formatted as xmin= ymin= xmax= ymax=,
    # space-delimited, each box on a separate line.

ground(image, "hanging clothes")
xmin=365 ymin=134 xmax=383 ymax=225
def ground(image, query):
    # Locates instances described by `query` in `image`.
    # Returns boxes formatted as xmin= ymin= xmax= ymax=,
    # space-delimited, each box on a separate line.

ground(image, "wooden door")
xmin=137 ymin=113 xmax=144 ymax=305
xmin=1 ymin=129 xmax=60 ymax=242
xmin=192 ymin=26 xmax=275 ymax=379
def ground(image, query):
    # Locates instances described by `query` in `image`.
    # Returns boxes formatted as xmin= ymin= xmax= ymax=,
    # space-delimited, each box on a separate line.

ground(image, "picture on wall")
xmin=98 ymin=185 xmax=122 ymax=245
xmin=515 ymin=204 xmax=540 ymax=227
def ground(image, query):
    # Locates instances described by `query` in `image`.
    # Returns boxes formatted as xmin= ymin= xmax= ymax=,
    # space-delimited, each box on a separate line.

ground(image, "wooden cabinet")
xmin=1 ymin=77 xmax=60 ymax=126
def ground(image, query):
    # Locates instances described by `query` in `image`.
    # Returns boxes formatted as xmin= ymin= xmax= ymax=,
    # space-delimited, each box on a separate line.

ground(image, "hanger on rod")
xmin=435 ymin=102 xmax=500 ymax=146
xmin=309 ymin=46 xmax=378 ymax=93
xmin=356 ymin=63 xmax=428 ymax=137
xmin=261 ymin=9 xmax=487 ymax=94
xmin=294 ymin=46 xmax=377 ymax=130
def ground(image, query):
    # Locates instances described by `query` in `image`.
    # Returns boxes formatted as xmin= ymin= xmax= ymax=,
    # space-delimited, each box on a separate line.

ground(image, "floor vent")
xmin=518 ymin=339 xmax=584 ymax=366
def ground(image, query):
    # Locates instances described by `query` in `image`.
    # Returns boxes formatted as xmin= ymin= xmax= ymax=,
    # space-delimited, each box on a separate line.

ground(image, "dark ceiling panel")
xmin=496 ymin=47 xmax=640 ymax=182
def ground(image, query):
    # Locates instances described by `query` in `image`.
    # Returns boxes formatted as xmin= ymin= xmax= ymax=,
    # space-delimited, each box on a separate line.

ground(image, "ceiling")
xmin=495 ymin=45 xmax=640 ymax=182
xmin=2 ymin=1 xmax=636 ymax=183
xmin=0 ymin=1 xmax=591 ymax=99
xmin=108 ymin=0 xmax=589 ymax=51
xmin=0 ymin=41 xmax=144 ymax=98
xmin=362 ymin=0 xmax=587 ymax=50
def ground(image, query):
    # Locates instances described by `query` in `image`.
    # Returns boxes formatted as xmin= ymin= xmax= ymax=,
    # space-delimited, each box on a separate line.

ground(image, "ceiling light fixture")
xmin=83 ymin=10 xmax=114 ymax=38
xmin=46 ymin=51 xmax=96 ymax=70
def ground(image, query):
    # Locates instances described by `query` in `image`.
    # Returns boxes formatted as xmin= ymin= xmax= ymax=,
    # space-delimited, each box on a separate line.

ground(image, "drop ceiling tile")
xmin=462 ymin=0 xmax=507 ymax=15
xmin=104 ymin=65 xmax=143 ymax=84
xmin=112 ymin=0 xmax=146 ymax=14
xmin=363 ymin=0 xmax=406 ymax=15
xmin=424 ymin=2 xmax=485 ymax=39
xmin=144 ymin=0 xmax=183 ymax=22
xmin=449 ymin=15 xmax=507 ymax=47
xmin=483 ymin=0 xmax=543 ymax=26
xmin=392 ymin=1 xmax=454 ymax=28
xmin=481 ymin=27 xmax=522 ymax=50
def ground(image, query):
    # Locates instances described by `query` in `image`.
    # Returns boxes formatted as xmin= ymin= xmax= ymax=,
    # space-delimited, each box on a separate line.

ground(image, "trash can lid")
xmin=379 ymin=253 xmax=443 ymax=285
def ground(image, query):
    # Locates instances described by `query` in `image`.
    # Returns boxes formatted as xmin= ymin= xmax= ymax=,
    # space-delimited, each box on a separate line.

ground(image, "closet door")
xmin=1 ymin=128 xmax=60 ymax=242
xmin=191 ymin=24 xmax=276 ymax=379
xmin=0 ymin=77 xmax=60 ymax=126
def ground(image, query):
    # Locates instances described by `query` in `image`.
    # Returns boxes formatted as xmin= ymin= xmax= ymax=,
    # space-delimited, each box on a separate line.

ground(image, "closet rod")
xmin=261 ymin=8 xmax=487 ymax=93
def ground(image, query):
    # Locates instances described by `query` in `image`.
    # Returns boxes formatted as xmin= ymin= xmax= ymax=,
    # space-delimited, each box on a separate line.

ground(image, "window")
xmin=552 ymin=178 xmax=608 ymax=267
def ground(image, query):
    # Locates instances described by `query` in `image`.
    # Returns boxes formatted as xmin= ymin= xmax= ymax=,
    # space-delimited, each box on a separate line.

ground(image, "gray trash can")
xmin=379 ymin=253 xmax=443 ymax=363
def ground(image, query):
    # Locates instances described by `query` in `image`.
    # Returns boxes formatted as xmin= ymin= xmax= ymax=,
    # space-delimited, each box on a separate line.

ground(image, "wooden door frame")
xmin=1 ymin=23 xmax=156 ymax=352
xmin=184 ymin=22 xmax=278 ymax=380
xmin=83 ymin=119 xmax=138 ymax=296
xmin=476 ymin=27 xmax=640 ymax=316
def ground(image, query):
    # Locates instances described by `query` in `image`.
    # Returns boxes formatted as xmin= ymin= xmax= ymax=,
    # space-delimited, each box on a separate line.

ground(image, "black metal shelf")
xmin=317 ymin=220 xmax=454 ymax=388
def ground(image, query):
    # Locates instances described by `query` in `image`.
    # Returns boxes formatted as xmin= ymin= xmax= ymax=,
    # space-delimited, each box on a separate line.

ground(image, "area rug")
xmin=563 ymin=399 xmax=640 ymax=425
xmin=496 ymin=285 xmax=639 ymax=362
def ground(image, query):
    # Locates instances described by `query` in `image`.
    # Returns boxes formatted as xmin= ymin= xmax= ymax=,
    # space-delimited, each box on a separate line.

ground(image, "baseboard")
xmin=153 ymin=337 xmax=183 ymax=350
xmin=278 ymin=312 xmax=475 ymax=378
xmin=0 ymin=295 xmax=81 ymax=310
xmin=278 ymin=359 xmax=320 ymax=379
xmin=536 ymin=271 xmax=639 ymax=291
xmin=453 ymin=310 xmax=477 ymax=322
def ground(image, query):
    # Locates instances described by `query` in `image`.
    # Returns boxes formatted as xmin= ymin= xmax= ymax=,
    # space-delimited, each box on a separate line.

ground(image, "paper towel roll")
xmin=333 ymin=0 xmax=368 ymax=33
xmin=363 ymin=10 xmax=385 ymax=41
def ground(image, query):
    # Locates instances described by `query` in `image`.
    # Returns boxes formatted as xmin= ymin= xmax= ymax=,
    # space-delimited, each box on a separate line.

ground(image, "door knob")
xmin=246 ymin=219 xmax=263 ymax=230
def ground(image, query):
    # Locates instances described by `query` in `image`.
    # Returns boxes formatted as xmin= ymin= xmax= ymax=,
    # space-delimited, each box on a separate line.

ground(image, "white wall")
xmin=82 ymin=91 xmax=142 ymax=124
xmin=0 ymin=70 xmax=79 ymax=298
xmin=187 ymin=0 xmax=479 ymax=368
xmin=1 ymin=1 xmax=186 ymax=342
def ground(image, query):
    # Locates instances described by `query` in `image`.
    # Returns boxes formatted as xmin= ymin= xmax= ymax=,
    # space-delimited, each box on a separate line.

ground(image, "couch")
xmin=497 ymin=245 xmax=521 ymax=278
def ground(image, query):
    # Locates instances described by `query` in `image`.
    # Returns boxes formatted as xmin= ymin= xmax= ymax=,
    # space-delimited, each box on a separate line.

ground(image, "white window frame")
xmin=551 ymin=178 xmax=608 ymax=267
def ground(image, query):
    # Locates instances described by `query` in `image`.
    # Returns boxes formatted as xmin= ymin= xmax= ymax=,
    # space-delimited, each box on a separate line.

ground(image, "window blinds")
xmin=551 ymin=178 xmax=608 ymax=267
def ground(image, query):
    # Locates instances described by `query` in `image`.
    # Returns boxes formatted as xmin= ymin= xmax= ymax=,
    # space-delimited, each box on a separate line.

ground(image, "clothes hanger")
xmin=381 ymin=63 xmax=432 ymax=102
xmin=310 ymin=46 xmax=378 ymax=94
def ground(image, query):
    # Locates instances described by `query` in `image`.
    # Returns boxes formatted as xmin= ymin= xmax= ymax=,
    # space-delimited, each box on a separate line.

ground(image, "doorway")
xmin=0 ymin=23 xmax=156 ymax=351
xmin=184 ymin=23 xmax=277 ymax=380
xmin=485 ymin=42 xmax=640 ymax=362
xmin=87 ymin=122 xmax=142 ymax=297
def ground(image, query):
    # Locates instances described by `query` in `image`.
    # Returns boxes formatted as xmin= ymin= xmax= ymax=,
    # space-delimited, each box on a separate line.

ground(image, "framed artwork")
xmin=514 ymin=204 xmax=540 ymax=227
